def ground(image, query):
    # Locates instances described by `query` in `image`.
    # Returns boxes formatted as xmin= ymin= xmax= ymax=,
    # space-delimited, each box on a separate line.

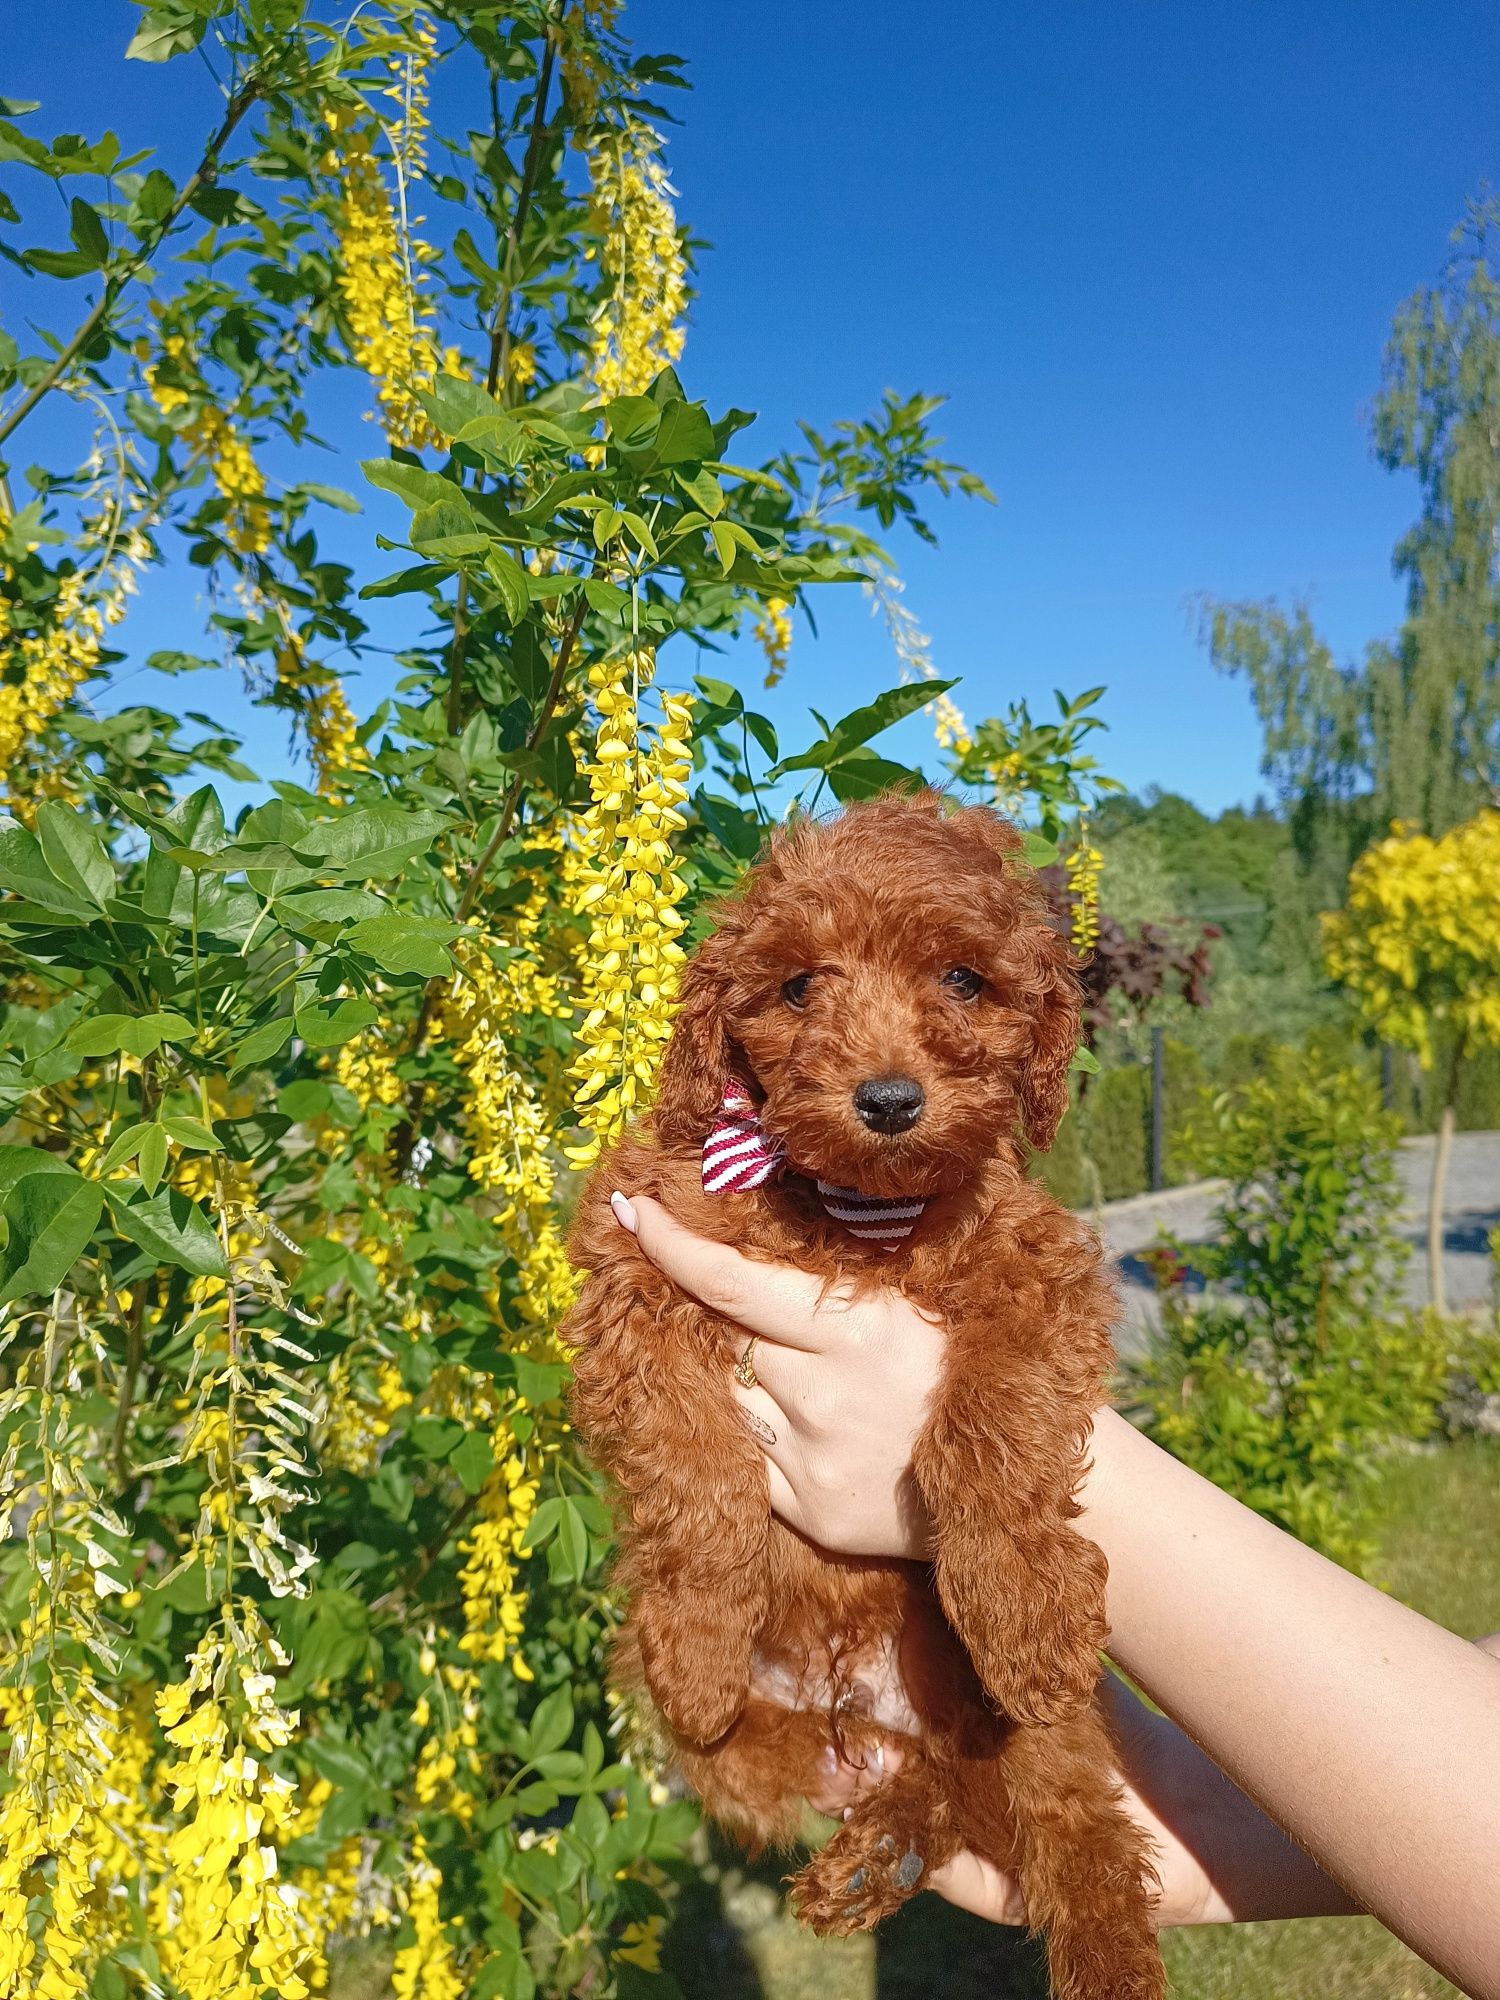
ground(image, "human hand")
xmin=609 ymin=1192 xmax=945 ymax=1560
xmin=810 ymin=1671 xmax=1360 ymax=1927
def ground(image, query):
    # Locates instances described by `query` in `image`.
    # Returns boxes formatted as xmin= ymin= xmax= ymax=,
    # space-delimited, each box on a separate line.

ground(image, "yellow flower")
xmin=754 ymin=595 xmax=793 ymax=687
xmin=586 ymin=122 xmax=688 ymax=400
xmin=325 ymin=19 xmax=451 ymax=452
xmin=567 ymin=652 xmax=694 ymax=1162
xmin=0 ymin=532 xmax=148 ymax=803
xmin=457 ymin=1445 xmax=539 ymax=1674
xmin=392 ymin=1836 xmax=466 ymax=2000
xmin=275 ymin=640 xmax=366 ymax=797
xmin=1065 ymin=819 xmax=1102 ymax=953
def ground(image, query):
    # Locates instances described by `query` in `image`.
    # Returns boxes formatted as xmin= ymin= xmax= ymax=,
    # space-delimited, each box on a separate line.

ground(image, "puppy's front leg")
xmin=567 ymin=1243 xmax=769 ymax=1747
xmin=913 ymin=1316 xmax=1108 ymax=1726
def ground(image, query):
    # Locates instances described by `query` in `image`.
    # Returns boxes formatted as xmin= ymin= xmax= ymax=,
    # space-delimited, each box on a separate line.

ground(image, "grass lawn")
xmin=662 ymin=1438 xmax=1500 ymax=2000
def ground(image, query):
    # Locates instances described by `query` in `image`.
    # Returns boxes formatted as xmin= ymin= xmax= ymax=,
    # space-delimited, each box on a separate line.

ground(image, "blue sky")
xmin=9 ymin=2 xmax=1500 ymax=813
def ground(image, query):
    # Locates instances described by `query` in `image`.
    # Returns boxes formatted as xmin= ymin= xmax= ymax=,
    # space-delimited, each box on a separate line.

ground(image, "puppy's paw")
xmin=790 ymin=1827 xmax=925 ymax=1937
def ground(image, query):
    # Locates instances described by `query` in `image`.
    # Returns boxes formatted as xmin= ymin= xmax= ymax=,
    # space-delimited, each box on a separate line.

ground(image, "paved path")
xmin=1097 ymin=1130 xmax=1500 ymax=1350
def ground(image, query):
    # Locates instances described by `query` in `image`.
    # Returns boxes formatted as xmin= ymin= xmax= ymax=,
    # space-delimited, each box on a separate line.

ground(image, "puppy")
xmin=565 ymin=791 xmax=1164 ymax=2000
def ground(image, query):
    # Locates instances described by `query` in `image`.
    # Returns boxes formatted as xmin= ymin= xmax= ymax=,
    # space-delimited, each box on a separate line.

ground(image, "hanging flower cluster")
xmin=457 ymin=1442 xmax=540 ymax=1674
xmin=275 ymin=638 xmax=364 ymax=797
xmin=145 ymin=333 xmax=272 ymax=554
xmin=862 ymin=561 xmax=972 ymax=755
xmin=152 ymin=1625 xmax=313 ymax=2000
xmin=392 ymin=1836 xmax=466 ymax=2000
xmin=585 ymin=122 xmax=688 ymax=400
xmin=568 ymin=650 xmax=695 ymax=1162
xmin=559 ymin=0 xmax=622 ymax=136
xmin=754 ymin=594 xmax=793 ymax=687
xmin=444 ymin=931 xmax=560 ymax=1220
xmin=0 ymin=534 xmax=147 ymax=800
xmin=1065 ymin=818 xmax=1103 ymax=953
xmin=1323 ymin=808 xmax=1500 ymax=1064
xmin=186 ymin=407 xmax=272 ymax=556
xmin=324 ymin=16 xmax=457 ymax=449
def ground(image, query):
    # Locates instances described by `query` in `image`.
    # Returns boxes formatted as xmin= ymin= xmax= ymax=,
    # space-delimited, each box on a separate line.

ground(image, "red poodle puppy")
xmin=565 ymin=790 xmax=1164 ymax=2000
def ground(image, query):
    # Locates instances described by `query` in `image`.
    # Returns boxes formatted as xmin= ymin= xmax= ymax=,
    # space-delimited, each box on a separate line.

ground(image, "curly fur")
xmin=565 ymin=791 xmax=1164 ymax=1999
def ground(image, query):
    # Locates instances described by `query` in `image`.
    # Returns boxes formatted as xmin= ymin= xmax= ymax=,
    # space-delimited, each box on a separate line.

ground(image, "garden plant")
xmin=0 ymin=5 xmax=1120 ymax=1995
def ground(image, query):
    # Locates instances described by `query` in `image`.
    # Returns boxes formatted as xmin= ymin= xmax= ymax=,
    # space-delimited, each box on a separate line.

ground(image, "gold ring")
xmin=733 ymin=1337 xmax=760 ymax=1390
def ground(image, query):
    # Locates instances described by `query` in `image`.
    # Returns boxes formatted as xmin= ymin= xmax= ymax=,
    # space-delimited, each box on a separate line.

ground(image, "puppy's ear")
xmin=1019 ymin=927 xmax=1082 ymax=1154
xmin=653 ymin=943 xmax=731 ymax=1147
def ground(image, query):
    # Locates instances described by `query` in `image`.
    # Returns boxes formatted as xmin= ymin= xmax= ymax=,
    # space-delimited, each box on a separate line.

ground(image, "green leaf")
xmin=212 ymin=1112 xmax=292 ymax=1161
xmin=0 ymin=1170 xmax=103 ymax=1304
xmin=104 ymin=1185 xmax=227 ymax=1278
xmin=96 ymin=1122 xmax=151 ymax=1176
xmin=0 ymin=1146 xmax=78 ymax=1193
xmin=1021 ymin=831 xmax=1059 ymax=869
xmin=410 ymin=499 xmax=489 ymax=560
xmin=294 ymin=996 xmax=379 ymax=1049
xmin=343 ymin=913 xmax=459 ymax=978
xmin=229 ymin=1015 xmax=293 ymax=1075
xmin=771 ymin=680 xmax=960 ymax=777
xmin=35 ymin=802 xmax=114 ymax=909
xmin=0 ymin=821 xmax=97 ymax=916
xmin=275 ymin=888 xmax=387 ymax=927
xmin=1069 ymin=1045 xmax=1101 ymax=1076
xmin=450 ymin=1429 xmax=494 ymax=1496
xmin=526 ymin=1686 xmax=574 ymax=1758
xmin=25 ymin=248 xmax=99 ymax=280
xmin=483 ymin=548 xmax=530 ymax=624
xmin=144 ymin=649 xmax=216 ymax=676
xmin=159 ymin=1115 xmax=219 ymax=1152
xmin=825 ymin=750 xmax=925 ymax=802
xmin=293 ymin=806 xmax=448 ymax=880
xmin=555 ymin=1495 xmax=589 ymax=1581
xmin=652 ymin=398 xmax=717 ymax=466
xmin=125 ymin=11 xmax=205 ymax=60
xmin=67 ymin=1012 xmax=195 ymax=1059
xmin=604 ymin=395 xmax=660 ymax=448
xmin=68 ymin=196 xmax=108 ymax=266
xmin=137 ymin=1123 xmax=167 ymax=1196
xmin=360 ymin=458 xmax=461 ymax=513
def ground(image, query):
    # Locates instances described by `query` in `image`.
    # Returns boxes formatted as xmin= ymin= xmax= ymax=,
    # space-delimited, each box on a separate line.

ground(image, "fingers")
xmin=612 ymin=1192 xmax=852 ymax=1350
xmin=929 ymin=1851 xmax=1027 ymax=1926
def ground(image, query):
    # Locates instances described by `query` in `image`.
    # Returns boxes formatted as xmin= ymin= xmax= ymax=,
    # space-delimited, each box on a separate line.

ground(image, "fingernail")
xmin=843 ymin=1807 xmax=853 ymax=1821
xmin=610 ymin=1191 xmax=638 ymax=1233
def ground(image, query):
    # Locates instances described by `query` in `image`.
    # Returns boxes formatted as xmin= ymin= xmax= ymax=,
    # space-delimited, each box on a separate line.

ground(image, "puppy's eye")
xmin=781 ymin=972 xmax=814 ymax=1010
xmin=941 ymin=966 xmax=983 ymax=1001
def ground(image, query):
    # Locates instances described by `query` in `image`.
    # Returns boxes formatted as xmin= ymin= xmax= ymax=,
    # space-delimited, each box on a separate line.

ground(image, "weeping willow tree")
xmin=1199 ymin=197 xmax=1500 ymax=900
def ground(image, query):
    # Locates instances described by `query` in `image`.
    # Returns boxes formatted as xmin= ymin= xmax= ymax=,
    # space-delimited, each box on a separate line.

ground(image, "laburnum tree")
xmin=1322 ymin=809 xmax=1500 ymax=1317
xmin=0 ymin=4 xmax=1029 ymax=1995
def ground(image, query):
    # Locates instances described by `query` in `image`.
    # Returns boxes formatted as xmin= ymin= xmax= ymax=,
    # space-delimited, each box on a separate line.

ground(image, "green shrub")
xmin=1121 ymin=1051 xmax=1453 ymax=1569
xmin=1079 ymin=1065 xmax=1150 ymax=1200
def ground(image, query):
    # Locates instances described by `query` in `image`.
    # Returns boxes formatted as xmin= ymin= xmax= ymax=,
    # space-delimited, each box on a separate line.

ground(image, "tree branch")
xmin=0 ymin=81 xmax=262 ymax=454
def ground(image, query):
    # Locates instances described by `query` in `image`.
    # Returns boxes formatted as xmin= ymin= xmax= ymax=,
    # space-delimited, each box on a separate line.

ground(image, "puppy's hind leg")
xmin=1000 ymin=1709 xmax=1165 ymax=2000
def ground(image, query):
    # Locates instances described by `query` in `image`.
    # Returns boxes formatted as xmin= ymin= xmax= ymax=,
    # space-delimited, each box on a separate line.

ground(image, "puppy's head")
xmin=655 ymin=790 xmax=1080 ymax=1196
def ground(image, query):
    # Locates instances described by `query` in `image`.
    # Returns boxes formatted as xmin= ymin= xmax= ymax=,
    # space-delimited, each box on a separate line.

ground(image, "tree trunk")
xmin=1426 ymin=1037 xmax=1465 ymax=1318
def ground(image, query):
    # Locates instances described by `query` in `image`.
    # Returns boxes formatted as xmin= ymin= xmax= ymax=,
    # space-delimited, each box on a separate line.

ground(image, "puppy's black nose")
xmin=853 ymin=1076 xmax=925 ymax=1134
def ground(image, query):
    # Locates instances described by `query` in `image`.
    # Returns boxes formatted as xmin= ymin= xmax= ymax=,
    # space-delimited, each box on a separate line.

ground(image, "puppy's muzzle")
xmin=852 ymin=1075 xmax=925 ymax=1135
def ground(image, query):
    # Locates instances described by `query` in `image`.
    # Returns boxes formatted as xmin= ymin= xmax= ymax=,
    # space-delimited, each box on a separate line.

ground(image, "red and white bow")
xmin=701 ymin=1085 xmax=926 ymax=1252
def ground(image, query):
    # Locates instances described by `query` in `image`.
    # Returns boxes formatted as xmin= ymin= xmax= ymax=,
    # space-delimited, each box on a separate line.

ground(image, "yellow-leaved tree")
xmin=1323 ymin=809 xmax=1500 ymax=1313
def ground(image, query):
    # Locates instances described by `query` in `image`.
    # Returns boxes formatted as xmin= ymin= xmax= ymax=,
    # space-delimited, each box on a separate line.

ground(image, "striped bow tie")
xmin=701 ymin=1085 xmax=927 ymax=1253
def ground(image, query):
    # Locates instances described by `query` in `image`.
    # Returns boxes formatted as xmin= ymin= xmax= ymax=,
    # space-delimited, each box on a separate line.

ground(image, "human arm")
xmin=611 ymin=1193 xmax=1500 ymax=1993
